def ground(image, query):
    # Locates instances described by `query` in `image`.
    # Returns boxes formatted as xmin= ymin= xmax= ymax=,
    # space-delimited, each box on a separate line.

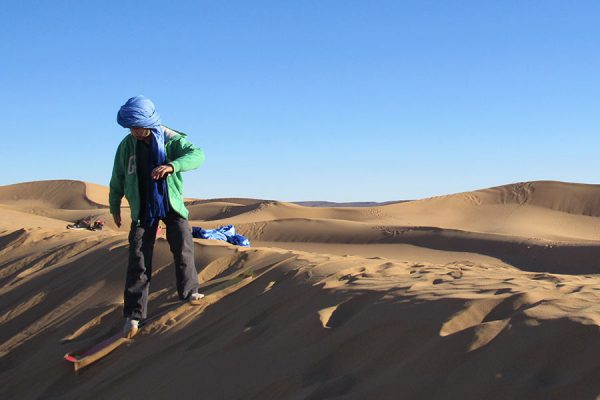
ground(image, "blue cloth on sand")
xmin=192 ymin=225 xmax=251 ymax=247
xmin=117 ymin=95 xmax=170 ymax=226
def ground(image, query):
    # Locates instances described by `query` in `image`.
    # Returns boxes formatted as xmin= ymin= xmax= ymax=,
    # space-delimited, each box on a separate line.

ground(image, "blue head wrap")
xmin=117 ymin=95 xmax=161 ymax=129
xmin=117 ymin=95 xmax=170 ymax=226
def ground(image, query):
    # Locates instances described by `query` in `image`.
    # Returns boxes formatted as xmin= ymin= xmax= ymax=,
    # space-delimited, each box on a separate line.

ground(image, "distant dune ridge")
xmin=294 ymin=200 xmax=407 ymax=207
xmin=1 ymin=179 xmax=599 ymax=399
xmin=0 ymin=180 xmax=111 ymax=209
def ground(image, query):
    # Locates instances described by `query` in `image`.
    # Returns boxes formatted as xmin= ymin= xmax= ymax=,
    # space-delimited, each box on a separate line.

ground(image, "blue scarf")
xmin=117 ymin=95 xmax=170 ymax=226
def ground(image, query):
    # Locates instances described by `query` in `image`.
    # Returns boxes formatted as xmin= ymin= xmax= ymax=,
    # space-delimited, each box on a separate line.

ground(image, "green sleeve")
xmin=169 ymin=137 xmax=205 ymax=173
xmin=109 ymin=141 xmax=126 ymax=214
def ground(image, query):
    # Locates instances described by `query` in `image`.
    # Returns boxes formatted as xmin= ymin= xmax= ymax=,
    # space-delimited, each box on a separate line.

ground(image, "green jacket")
xmin=109 ymin=127 xmax=205 ymax=223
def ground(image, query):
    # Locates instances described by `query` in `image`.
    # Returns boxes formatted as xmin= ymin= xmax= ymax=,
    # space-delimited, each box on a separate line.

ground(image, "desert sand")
xmin=1 ymin=179 xmax=599 ymax=399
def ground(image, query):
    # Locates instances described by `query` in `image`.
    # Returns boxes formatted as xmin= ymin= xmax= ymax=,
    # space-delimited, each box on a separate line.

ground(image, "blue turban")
xmin=117 ymin=95 xmax=170 ymax=226
xmin=117 ymin=95 xmax=161 ymax=129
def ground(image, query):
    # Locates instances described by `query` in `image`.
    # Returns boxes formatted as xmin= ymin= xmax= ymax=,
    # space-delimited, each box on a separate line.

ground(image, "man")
xmin=109 ymin=95 xmax=205 ymax=338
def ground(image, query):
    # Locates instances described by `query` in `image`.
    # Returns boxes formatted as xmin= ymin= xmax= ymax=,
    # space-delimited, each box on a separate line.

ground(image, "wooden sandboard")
xmin=63 ymin=268 xmax=255 ymax=372
xmin=64 ymin=333 xmax=131 ymax=372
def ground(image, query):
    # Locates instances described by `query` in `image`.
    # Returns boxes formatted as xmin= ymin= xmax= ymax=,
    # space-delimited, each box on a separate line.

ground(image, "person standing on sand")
xmin=109 ymin=95 xmax=205 ymax=338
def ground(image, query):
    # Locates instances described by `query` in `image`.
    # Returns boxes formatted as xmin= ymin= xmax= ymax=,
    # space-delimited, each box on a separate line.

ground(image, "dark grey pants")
xmin=124 ymin=210 xmax=199 ymax=320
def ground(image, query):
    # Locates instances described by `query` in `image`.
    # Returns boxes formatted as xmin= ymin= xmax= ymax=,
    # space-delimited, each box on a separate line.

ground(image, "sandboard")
xmin=64 ymin=268 xmax=254 ymax=372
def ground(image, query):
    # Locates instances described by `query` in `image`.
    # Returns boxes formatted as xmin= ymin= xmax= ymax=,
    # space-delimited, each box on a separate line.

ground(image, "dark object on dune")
xmin=67 ymin=216 xmax=104 ymax=231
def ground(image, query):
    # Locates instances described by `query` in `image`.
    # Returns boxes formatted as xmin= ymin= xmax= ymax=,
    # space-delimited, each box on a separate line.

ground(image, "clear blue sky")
xmin=1 ymin=1 xmax=599 ymax=201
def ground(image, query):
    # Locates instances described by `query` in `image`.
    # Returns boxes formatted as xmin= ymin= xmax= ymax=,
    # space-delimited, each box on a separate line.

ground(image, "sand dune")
xmin=1 ymin=179 xmax=599 ymax=399
xmin=189 ymin=181 xmax=600 ymax=242
xmin=0 ymin=180 xmax=110 ymax=209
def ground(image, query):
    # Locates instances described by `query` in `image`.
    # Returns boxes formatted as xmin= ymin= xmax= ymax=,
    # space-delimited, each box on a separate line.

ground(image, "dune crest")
xmin=474 ymin=181 xmax=600 ymax=216
xmin=0 ymin=180 xmax=109 ymax=209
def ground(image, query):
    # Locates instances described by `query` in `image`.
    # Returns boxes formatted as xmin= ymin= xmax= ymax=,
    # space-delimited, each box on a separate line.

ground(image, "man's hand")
xmin=151 ymin=164 xmax=174 ymax=180
xmin=112 ymin=212 xmax=122 ymax=228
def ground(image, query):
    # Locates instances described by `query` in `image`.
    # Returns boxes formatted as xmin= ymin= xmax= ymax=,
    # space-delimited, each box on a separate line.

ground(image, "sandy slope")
xmin=1 ymin=180 xmax=599 ymax=399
